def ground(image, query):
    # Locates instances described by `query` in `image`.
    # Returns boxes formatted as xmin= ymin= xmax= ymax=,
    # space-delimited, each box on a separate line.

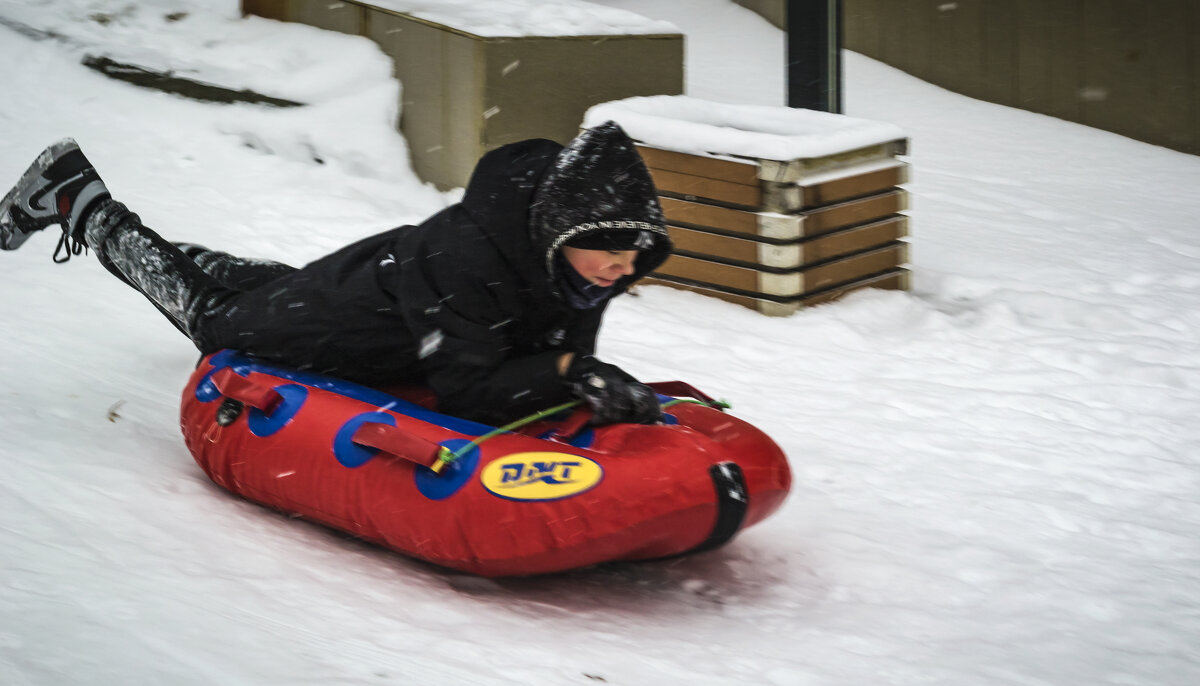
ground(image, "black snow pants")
xmin=83 ymin=199 xmax=299 ymax=352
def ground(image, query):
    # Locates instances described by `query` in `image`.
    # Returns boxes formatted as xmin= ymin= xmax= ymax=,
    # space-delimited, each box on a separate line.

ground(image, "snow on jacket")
xmin=204 ymin=134 xmax=671 ymax=425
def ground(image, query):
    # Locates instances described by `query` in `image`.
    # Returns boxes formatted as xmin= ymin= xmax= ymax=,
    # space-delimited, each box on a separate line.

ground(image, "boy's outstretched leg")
xmin=0 ymin=138 xmax=110 ymax=262
xmin=0 ymin=139 xmax=232 ymax=340
xmin=1 ymin=139 xmax=335 ymax=370
xmin=81 ymin=201 xmax=238 ymax=339
xmin=174 ymin=242 xmax=297 ymax=291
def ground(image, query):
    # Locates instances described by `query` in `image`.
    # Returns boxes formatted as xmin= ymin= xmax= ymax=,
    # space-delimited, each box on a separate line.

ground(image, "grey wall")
xmin=737 ymin=0 xmax=1199 ymax=156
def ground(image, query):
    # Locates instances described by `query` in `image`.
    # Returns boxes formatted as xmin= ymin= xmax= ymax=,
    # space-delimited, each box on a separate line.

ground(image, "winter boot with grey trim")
xmin=0 ymin=138 xmax=110 ymax=262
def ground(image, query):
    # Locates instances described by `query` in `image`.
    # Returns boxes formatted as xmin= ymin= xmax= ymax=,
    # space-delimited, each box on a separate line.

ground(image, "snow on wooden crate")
xmin=587 ymin=95 xmax=908 ymax=209
xmin=585 ymin=95 xmax=908 ymax=166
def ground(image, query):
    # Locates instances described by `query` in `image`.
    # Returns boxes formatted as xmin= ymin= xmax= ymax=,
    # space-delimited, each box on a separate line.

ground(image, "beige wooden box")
xmin=243 ymin=1 xmax=684 ymax=189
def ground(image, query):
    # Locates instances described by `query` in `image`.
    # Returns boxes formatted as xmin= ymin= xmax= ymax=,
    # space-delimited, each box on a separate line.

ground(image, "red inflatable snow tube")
xmin=180 ymin=350 xmax=792 ymax=576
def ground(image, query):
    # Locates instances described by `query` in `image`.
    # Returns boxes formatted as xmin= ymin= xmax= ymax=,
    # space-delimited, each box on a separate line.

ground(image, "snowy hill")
xmin=1 ymin=1 xmax=1199 ymax=684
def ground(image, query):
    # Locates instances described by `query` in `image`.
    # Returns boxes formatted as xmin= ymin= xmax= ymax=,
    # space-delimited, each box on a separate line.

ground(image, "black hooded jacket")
xmin=201 ymin=132 xmax=671 ymax=425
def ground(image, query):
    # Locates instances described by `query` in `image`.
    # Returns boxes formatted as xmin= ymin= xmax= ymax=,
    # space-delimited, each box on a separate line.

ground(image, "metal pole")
xmin=787 ymin=0 xmax=843 ymax=112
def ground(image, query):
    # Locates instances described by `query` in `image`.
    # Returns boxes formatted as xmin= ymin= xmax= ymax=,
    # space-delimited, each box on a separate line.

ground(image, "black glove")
xmin=564 ymin=355 xmax=662 ymax=426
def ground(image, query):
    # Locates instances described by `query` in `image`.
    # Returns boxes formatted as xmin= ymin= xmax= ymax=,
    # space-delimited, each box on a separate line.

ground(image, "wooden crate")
xmin=647 ymin=155 xmax=909 ymax=212
xmin=660 ymin=189 xmax=908 ymax=241
xmin=653 ymin=242 xmax=908 ymax=298
xmin=587 ymin=98 xmax=912 ymax=315
xmin=642 ymin=269 xmax=911 ymax=317
xmin=626 ymin=131 xmax=911 ymax=315
xmin=667 ymin=215 xmax=908 ymax=269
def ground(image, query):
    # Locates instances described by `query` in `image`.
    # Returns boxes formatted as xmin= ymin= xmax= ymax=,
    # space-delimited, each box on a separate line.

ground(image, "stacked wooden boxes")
xmin=587 ymin=98 xmax=911 ymax=316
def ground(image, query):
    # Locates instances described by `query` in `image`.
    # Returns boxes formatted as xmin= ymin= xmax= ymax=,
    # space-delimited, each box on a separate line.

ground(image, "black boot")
xmin=0 ymin=138 xmax=110 ymax=262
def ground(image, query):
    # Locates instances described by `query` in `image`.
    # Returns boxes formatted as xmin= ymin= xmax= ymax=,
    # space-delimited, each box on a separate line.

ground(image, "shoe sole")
xmin=0 ymin=138 xmax=81 ymax=250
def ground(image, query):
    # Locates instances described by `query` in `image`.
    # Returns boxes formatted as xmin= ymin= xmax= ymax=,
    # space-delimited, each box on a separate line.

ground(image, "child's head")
xmin=530 ymin=121 xmax=672 ymax=289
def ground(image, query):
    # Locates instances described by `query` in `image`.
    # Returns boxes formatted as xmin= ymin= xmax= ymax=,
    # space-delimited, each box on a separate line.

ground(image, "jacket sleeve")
xmin=437 ymin=304 xmax=608 ymax=423
xmin=565 ymin=304 xmax=604 ymax=356
xmin=396 ymin=251 xmax=576 ymax=425
xmin=429 ymin=347 xmax=573 ymax=425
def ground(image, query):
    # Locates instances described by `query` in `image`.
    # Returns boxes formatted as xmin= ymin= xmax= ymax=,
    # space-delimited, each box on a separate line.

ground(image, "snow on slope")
xmin=1 ymin=1 xmax=1199 ymax=685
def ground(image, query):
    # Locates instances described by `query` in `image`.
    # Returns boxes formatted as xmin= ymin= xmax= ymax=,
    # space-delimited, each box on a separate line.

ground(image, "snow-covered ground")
xmin=2 ymin=1 xmax=1199 ymax=684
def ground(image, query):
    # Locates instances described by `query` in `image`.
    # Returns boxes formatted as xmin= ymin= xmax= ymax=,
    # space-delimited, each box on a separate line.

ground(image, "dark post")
xmin=787 ymin=0 xmax=843 ymax=112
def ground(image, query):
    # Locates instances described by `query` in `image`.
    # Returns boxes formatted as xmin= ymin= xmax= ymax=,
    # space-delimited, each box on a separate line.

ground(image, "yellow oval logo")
xmin=481 ymin=452 xmax=604 ymax=501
